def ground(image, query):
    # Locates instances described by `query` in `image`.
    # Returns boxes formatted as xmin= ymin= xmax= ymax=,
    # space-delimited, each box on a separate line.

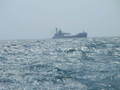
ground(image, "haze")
xmin=0 ymin=0 xmax=120 ymax=40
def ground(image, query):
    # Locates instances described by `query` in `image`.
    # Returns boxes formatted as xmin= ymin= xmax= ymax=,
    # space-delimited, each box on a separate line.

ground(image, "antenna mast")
xmin=56 ymin=27 xmax=58 ymax=33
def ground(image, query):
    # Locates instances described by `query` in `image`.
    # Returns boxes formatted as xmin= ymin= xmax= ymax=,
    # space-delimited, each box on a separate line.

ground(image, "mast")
xmin=56 ymin=27 xmax=58 ymax=33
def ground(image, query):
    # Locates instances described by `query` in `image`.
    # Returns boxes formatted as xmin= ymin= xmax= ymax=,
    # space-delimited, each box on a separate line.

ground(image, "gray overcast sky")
xmin=0 ymin=0 xmax=120 ymax=40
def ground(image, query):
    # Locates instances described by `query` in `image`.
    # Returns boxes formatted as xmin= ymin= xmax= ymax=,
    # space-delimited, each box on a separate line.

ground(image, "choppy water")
xmin=0 ymin=37 xmax=120 ymax=90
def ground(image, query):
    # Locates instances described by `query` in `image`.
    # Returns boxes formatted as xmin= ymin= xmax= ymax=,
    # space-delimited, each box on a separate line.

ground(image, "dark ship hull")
xmin=52 ymin=28 xmax=87 ymax=39
xmin=53 ymin=34 xmax=87 ymax=39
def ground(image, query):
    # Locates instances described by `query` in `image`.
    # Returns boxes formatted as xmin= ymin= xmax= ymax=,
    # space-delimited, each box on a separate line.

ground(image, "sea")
xmin=0 ymin=37 xmax=120 ymax=90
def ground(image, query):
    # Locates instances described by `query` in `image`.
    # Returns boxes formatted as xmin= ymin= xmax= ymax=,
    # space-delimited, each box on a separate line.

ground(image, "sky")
xmin=0 ymin=0 xmax=120 ymax=40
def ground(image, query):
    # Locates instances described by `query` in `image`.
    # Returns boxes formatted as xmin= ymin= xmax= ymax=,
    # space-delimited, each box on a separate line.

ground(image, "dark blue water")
xmin=0 ymin=37 xmax=120 ymax=90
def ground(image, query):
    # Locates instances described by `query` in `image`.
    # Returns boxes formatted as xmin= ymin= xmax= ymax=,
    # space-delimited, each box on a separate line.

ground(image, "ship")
xmin=52 ymin=28 xmax=88 ymax=39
